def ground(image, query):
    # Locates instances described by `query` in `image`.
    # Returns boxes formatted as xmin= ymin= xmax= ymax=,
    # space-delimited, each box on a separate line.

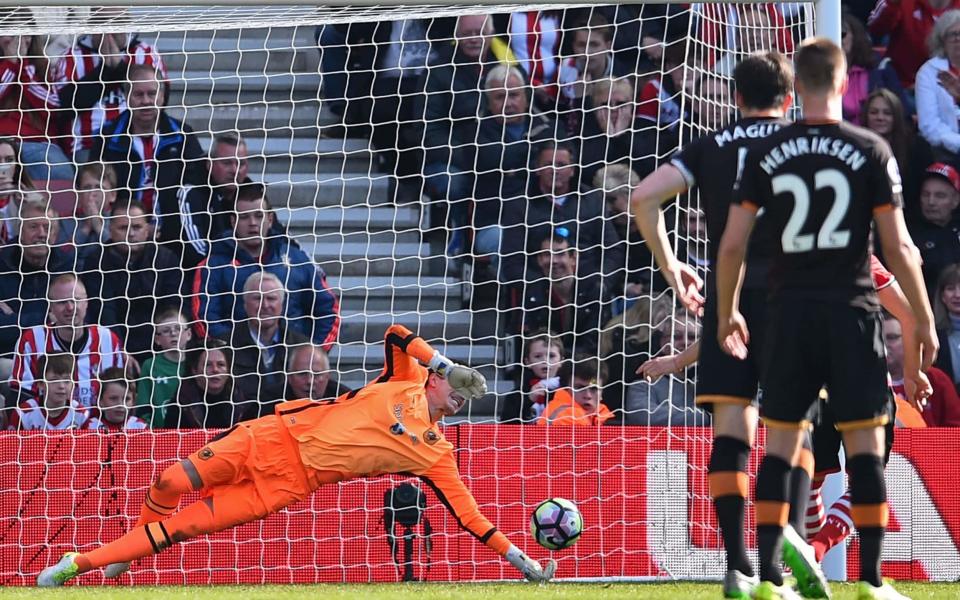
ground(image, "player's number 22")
xmin=773 ymin=168 xmax=851 ymax=253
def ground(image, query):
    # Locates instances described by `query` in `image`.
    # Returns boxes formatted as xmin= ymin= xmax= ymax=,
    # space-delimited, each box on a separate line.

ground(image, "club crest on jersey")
xmin=424 ymin=429 xmax=440 ymax=445
xmin=390 ymin=422 xmax=405 ymax=435
xmin=198 ymin=447 xmax=215 ymax=460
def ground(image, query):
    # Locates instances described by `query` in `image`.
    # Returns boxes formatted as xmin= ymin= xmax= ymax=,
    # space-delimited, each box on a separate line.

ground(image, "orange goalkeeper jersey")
xmin=275 ymin=324 xmax=512 ymax=556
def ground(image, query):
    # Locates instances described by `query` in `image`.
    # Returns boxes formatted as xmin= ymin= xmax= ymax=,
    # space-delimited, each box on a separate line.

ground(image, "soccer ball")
xmin=530 ymin=498 xmax=582 ymax=550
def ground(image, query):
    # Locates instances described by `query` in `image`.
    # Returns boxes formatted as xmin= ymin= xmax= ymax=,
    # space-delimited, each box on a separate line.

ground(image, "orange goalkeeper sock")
xmin=136 ymin=462 xmax=196 ymax=527
xmin=78 ymin=499 xmax=218 ymax=573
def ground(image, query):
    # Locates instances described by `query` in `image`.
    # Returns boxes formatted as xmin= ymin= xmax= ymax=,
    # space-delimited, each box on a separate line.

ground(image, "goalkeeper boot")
xmin=723 ymin=569 xmax=759 ymax=599
xmin=855 ymin=581 xmax=912 ymax=600
xmin=753 ymin=581 xmax=803 ymax=600
xmin=37 ymin=552 xmax=80 ymax=587
xmin=104 ymin=561 xmax=131 ymax=578
xmin=781 ymin=524 xmax=831 ymax=599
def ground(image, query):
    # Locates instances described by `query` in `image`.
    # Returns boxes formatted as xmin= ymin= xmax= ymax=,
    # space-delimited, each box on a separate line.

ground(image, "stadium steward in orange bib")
xmin=38 ymin=324 xmax=556 ymax=586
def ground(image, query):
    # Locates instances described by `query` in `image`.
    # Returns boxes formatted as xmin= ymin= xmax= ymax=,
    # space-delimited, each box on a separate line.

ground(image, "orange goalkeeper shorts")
xmin=187 ymin=414 xmax=343 ymax=518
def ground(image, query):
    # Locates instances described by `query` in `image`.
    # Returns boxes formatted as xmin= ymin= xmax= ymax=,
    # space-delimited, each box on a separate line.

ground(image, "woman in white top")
xmin=916 ymin=9 xmax=960 ymax=161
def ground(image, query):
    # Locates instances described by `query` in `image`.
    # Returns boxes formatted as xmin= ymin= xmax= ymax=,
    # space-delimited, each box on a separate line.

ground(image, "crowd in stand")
xmin=2 ymin=4 xmax=960 ymax=430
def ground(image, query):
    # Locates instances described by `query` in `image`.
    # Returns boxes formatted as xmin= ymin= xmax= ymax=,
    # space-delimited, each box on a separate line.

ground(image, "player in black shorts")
xmin=631 ymin=52 xmax=797 ymax=599
xmin=716 ymin=38 xmax=937 ymax=600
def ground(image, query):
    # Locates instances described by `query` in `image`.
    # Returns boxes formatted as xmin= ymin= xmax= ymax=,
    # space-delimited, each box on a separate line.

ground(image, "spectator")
xmin=498 ymin=141 xmax=621 ymax=284
xmin=557 ymin=13 xmax=632 ymax=131
xmin=227 ymin=271 xmax=308 ymax=402
xmin=869 ymin=0 xmax=960 ymax=89
xmin=7 ymin=353 xmax=87 ymax=430
xmin=711 ymin=5 xmax=780 ymax=76
xmin=160 ymin=132 xmax=252 ymax=270
xmin=916 ymin=10 xmax=960 ymax=161
xmin=94 ymin=63 xmax=204 ymax=216
xmin=635 ymin=42 xmax=687 ymax=130
xmin=686 ymin=73 xmax=734 ymax=135
xmin=447 ymin=64 xmax=559 ymax=259
xmin=0 ymin=32 xmax=73 ymax=181
xmin=65 ymin=162 xmax=118 ymax=263
xmin=677 ymin=207 xmax=709 ymax=272
xmin=509 ymin=10 xmax=564 ymax=110
xmin=164 ymin=339 xmax=254 ymax=428
xmin=934 ymin=263 xmax=960 ymax=388
xmin=84 ymin=366 xmax=147 ymax=431
xmin=841 ymin=11 xmax=906 ymax=125
xmin=0 ymin=136 xmax=35 ymax=245
xmin=599 ymin=294 xmax=676 ymax=417
xmin=55 ymin=7 xmax=168 ymax=164
xmin=862 ymin=89 xmax=934 ymax=225
xmin=623 ymin=316 xmax=708 ymax=426
xmin=274 ymin=343 xmax=350 ymax=408
xmin=195 ymin=182 xmax=340 ymax=349
xmin=419 ymin=14 xmax=513 ymax=205
xmin=537 ymin=355 xmax=613 ymax=426
xmin=136 ymin=307 xmax=190 ymax=428
xmin=516 ymin=231 xmax=608 ymax=357
xmin=500 ymin=330 xmax=565 ymax=423
xmin=593 ymin=163 xmax=662 ymax=301
xmin=9 ymin=274 xmax=126 ymax=407
xmin=81 ymin=199 xmax=182 ymax=357
xmin=581 ymin=77 xmax=662 ymax=186
xmin=884 ymin=312 xmax=960 ymax=426
xmin=911 ymin=163 xmax=960 ymax=288
xmin=0 ymin=193 xmax=74 ymax=357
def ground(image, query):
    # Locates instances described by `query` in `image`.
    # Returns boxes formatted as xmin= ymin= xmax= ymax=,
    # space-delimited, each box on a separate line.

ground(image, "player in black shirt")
xmin=631 ymin=52 xmax=797 ymax=600
xmin=717 ymin=38 xmax=937 ymax=600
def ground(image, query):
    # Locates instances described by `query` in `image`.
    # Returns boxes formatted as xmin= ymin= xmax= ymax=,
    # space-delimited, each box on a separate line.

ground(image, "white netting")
xmin=3 ymin=2 xmax=908 ymax=587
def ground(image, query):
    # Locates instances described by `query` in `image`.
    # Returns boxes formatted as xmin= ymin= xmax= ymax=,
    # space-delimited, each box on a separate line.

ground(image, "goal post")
xmin=17 ymin=1 xmax=960 ymax=590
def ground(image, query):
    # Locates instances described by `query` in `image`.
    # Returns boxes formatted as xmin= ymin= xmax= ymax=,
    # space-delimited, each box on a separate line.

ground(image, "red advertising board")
xmin=3 ymin=426 xmax=960 ymax=585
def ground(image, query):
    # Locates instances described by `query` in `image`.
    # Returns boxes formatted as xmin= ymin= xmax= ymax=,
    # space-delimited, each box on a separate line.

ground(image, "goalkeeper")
xmin=38 ymin=324 xmax=556 ymax=586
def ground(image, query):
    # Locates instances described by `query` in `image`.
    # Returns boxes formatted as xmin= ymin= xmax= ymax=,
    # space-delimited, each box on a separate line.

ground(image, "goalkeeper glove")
xmin=428 ymin=351 xmax=487 ymax=401
xmin=506 ymin=545 xmax=557 ymax=583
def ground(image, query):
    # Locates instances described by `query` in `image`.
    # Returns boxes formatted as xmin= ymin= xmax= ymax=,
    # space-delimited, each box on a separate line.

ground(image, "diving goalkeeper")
xmin=38 ymin=324 xmax=556 ymax=586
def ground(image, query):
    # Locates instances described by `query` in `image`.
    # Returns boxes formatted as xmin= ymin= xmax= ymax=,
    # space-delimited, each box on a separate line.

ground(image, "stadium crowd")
xmin=1 ymin=4 xmax=960 ymax=431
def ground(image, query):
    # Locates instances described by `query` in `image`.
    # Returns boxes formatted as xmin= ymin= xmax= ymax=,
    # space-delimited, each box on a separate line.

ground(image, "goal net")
xmin=8 ymin=0 xmax=955 ymax=588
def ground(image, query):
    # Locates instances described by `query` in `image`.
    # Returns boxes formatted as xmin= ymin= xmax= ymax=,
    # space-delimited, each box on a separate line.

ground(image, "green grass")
xmin=2 ymin=583 xmax=960 ymax=600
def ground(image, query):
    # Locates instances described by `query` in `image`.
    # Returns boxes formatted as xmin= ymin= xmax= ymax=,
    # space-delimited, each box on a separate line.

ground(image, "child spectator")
xmin=7 ymin=353 xmax=87 ymax=430
xmin=136 ymin=308 xmax=191 ymax=428
xmin=841 ymin=12 xmax=906 ymax=125
xmin=500 ymin=331 xmax=565 ymax=423
xmin=66 ymin=162 xmax=119 ymax=260
xmin=164 ymin=339 xmax=254 ymax=429
xmin=537 ymin=354 xmax=613 ymax=426
xmin=85 ymin=367 xmax=147 ymax=431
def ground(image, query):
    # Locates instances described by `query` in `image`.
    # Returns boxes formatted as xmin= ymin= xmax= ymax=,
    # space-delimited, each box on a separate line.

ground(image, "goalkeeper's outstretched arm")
xmin=419 ymin=452 xmax=555 ymax=582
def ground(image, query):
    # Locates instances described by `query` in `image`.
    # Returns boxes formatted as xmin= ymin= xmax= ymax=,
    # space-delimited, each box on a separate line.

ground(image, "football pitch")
xmin=4 ymin=583 xmax=960 ymax=600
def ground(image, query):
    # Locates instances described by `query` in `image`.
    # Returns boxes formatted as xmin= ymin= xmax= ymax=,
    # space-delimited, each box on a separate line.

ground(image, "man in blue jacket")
xmin=193 ymin=182 xmax=340 ymax=351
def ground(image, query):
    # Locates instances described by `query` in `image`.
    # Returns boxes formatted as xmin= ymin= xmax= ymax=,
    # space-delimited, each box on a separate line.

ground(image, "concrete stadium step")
xmin=197 ymin=135 xmax=373 ymax=175
xmin=285 ymin=229 xmax=422 ymax=248
xmin=303 ymin=241 xmax=436 ymax=277
xmin=275 ymin=205 xmax=419 ymax=231
xmin=331 ymin=342 xmax=497 ymax=370
xmin=337 ymin=310 xmax=473 ymax=345
xmin=332 ymin=276 xmax=463 ymax=311
xmin=169 ymin=71 xmax=323 ymax=105
xmin=262 ymin=174 xmax=392 ymax=207
xmin=154 ymin=27 xmax=319 ymax=73
xmin=166 ymin=101 xmax=339 ymax=134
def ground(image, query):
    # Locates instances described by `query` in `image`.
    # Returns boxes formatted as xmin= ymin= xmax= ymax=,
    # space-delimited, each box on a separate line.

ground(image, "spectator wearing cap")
xmin=514 ymin=231 xmax=609 ymax=357
xmin=496 ymin=141 xmax=621 ymax=284
xmin=910 ymin=162 xmax=960 ymax=289
xmin=93 ymin=63 xmax=205 ymax=218
xmin=916 ymin=10 xmax=960 ymax=161
xmin=869 ymin=0 xmax=960 ymax=89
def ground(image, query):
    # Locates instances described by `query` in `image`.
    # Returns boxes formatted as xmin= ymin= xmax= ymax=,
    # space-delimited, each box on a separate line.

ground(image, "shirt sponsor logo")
xmin=390 ymin=422 xmax=405 ymax=435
